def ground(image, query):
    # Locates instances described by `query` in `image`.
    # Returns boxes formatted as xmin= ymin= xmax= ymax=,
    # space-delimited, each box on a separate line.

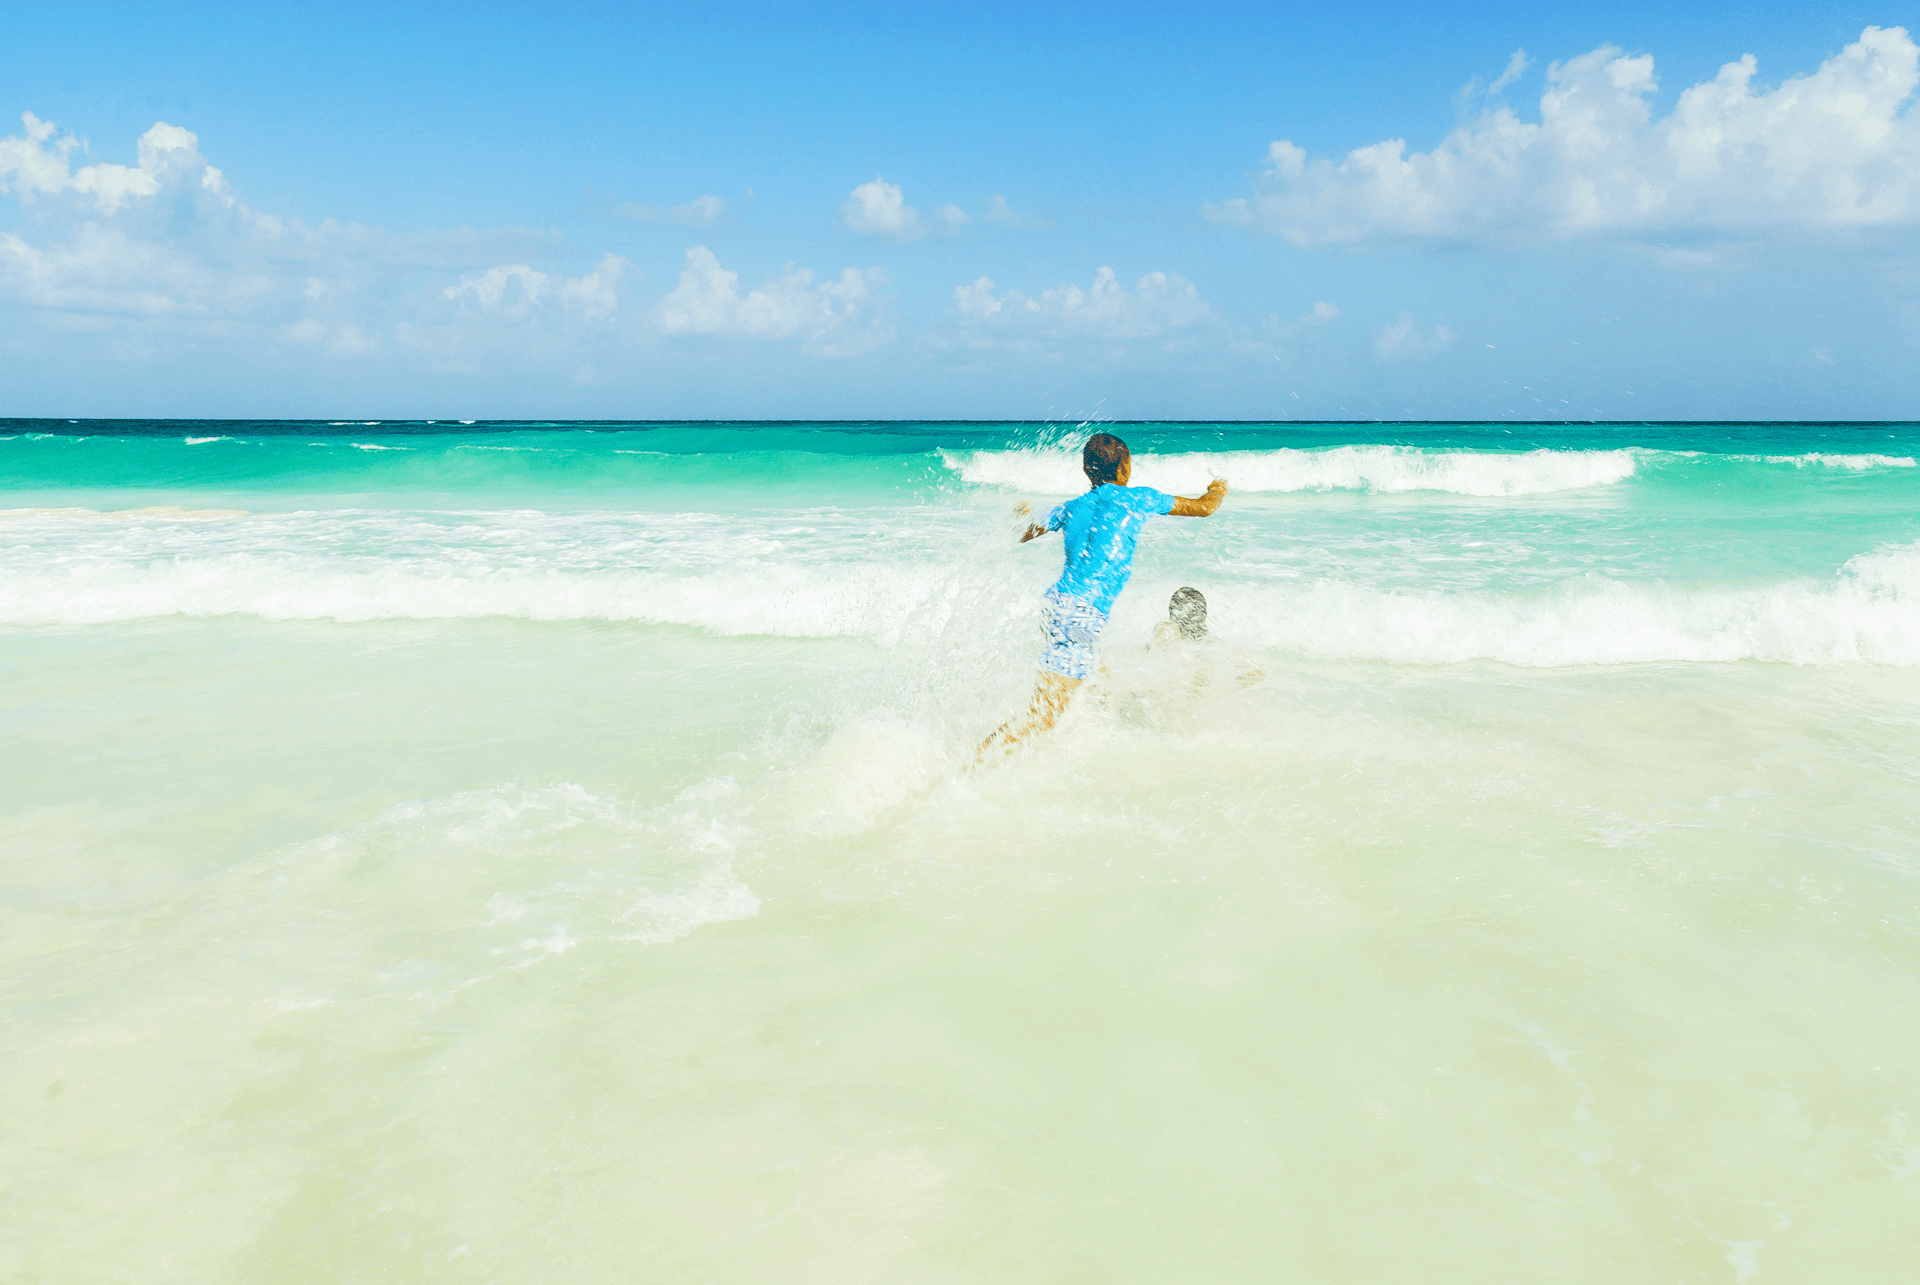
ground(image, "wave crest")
xmin=1761 ymin=452 xmax=1917 ymax=469
xmin=943 ymin=445 xmax=1639 ymax=496
xmin=1195 ymin=544 xmax=1920 ymax=666
xmin=10 ymin=544 xmax=1920 ymax=666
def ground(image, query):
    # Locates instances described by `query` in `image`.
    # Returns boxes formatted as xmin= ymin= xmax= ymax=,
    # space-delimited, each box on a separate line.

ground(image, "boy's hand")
xmin=1171 ymin=477 xmax=1228 ymax=517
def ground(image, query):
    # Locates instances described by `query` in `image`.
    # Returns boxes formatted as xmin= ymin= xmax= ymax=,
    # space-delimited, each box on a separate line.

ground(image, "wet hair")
xmin=1169 ymin=586 xmax=1208 ymax=639
xmin=1082 ymin=433 xmax=1130 ymax=487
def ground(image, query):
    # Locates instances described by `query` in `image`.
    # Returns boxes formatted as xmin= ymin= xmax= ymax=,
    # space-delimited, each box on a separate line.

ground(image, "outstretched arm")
xmin=1170 ymin=478 xmax=1229 ymax=517
xmin=1013 ymin=501 xmax=1053 ymax=543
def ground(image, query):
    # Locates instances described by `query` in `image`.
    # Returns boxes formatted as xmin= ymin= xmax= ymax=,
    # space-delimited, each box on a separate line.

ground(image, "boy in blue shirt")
xmin=982 ymin=432 xmax=1228 ymax=753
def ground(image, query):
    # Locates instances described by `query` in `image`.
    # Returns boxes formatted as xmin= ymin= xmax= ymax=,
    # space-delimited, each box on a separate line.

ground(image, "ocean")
xmin=6 ymin=418 xmax=1920 ymax=1281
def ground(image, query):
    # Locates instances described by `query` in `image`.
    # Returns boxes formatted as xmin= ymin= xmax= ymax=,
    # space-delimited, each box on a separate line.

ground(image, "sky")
xmin=3 ymin=0 xmax=1919 ymax=421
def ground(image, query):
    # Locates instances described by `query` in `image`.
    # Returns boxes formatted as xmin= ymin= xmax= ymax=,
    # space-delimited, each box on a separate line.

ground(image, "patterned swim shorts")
xmin=1039 ymin=589 xmax=1109 ymax=681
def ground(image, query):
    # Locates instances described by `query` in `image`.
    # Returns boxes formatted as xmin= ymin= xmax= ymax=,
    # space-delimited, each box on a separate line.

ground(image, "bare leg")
xmin=979 ymin=670 xmax=1082 ymax=758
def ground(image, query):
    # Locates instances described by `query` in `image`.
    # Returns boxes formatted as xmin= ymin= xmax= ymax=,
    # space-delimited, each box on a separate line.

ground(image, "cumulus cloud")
xmin=954 ymin=267 xmax=1212 ymax=339
xmin=0 ymin=110 xmax=577 ymax=343
xmin=841 ymin=177 xmax=966 ymax=240
xmin=1374 ymin=314 xmax=1457 ymax=360
xmin=0 ymin=112 xmax=215 ymax=214
xmin=614 ymin=194 xmax=728 ymax=225
xmin=443 ymin=253 xmax=626 ymax=321
xmin=0 ymin=112 xmax=893 ymax=375
xmin=656 ymin=246 xmax=885 ymax=351
xmin=1207 ymin=25 xmax=1920 ymax=246
xmin=0 ymin=114 xmax=328 ymax=320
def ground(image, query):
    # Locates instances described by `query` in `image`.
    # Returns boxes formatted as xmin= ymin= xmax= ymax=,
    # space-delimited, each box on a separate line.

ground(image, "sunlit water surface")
xmin=5 ymin=420 xmax=1920 ymax=1282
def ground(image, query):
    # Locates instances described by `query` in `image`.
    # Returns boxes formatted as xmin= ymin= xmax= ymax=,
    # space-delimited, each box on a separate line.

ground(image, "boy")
xmin=982 ymin=432 xmax=1228 ymax=752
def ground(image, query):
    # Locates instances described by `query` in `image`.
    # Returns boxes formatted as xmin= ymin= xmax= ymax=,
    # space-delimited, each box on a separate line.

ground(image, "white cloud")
xmin=444 ymin=263 xmax=548 ymax=308
xmin=0 ymin=112 xmax=210 ymax=214
xmin=282 ymin=318 xmax=379 ymax=355
xmin=1310 ymin=301 xmax=1339 ymax=321
xmin=843 ymin=178 xmax=914 ymax=237
xmin=1374 ymin=314 xmax=1457 ymax=360
xmin=614 ymin=194 xmax=728 ymax=225
xmin=0 ymin=112 xmax=890 ymax=374
xmin=954 ymin=266 xmax=1212 ymax=339
xmin=557 ymin=254 xmax=625 ymax=320
xmin=656 ymin=246 xmax=885 ymax=351
xmin=1208 ymin=25 xmax=1920 ymax=246
xmin=840 ymin=177 xmax=965 ymax=240
xmin=1453 ymin=48 xmax=1532 ymax=115
xmin=1489 ymin=48 xmax=1532 ymax=95
xmin=0 ymin=111 xmax=569 ymax=335
xmin=443 ymin=253 xmax=625 ymax=321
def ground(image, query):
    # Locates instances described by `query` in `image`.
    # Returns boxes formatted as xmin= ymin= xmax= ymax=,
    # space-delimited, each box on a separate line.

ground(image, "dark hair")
xmin=1082 ymin=433 xmax=1130 ymax=487
xmin=1170 ymin=586 xmax=1207 ymax=638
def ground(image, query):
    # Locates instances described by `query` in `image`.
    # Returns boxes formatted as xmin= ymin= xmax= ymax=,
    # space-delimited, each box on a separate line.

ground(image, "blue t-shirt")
xmin=1045 ymin=483 xmax=1175 ymax=614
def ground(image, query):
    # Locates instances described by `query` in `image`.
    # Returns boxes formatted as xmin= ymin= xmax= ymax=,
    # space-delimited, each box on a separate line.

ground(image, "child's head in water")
xmin=1169 ymin=586 xmax=1207 ymax=639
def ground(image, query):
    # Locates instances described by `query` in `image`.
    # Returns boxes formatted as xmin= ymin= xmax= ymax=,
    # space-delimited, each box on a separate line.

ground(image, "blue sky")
xmin=4 ymin=1 xmax=1919 ymax=420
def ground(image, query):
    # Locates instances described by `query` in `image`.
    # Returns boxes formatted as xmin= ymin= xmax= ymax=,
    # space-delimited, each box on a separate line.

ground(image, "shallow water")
xmin=5 ymin=420 xmax=1920 ymax=1281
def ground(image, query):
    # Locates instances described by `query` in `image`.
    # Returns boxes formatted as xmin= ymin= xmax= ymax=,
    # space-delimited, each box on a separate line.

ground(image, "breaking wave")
xmin=943 ymin=445 xmax=1641 ymax=496
xmin=9 ymin=539 xmax=1920 ymax=666
xmin=942 ymin=445 xmax=1920 ymax=496
xmin=1192 ymin=541 xmax=1920 ymax=666
xmin=1759 ymin=453 xmax=1916 ymax=469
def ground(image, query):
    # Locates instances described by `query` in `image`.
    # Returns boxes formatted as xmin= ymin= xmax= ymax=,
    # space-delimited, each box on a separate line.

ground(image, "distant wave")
xmin=943 ymin=445 xmax=1919 ymax=497
xmin=943 ymin=446 xmax=1639 ymax=496
xmin=10 ymin=541 xmax=1920 ymax=666
xmin=0 ymin=505 xmax=248 ymax=521
xmin=1761 ymin=452 xmax=1916 ymax=469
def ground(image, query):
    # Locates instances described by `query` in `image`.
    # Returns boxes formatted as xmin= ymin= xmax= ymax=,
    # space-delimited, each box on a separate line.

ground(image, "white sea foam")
xmin=0 ymin=505 xmax=248 ymax=521
xmin=1760 ymin=452 xmax=1917 ymax=469
xmin=7 ymin=491 xmax=1920 ymax=666
xmin=134 ymin=779 xmax=768 ymax=1010
xmin=9 ymin=540 xmax=1920 ymax=666
xmin=615 ymin=870 xmax=762 ymax=945
xmin=0 ymin=557 xmax=941 ymax=636
xmin=1193 ymin=543 xmax=1920 ymax=665
xmin=759 ymin=719 xmax=954 ymax=836
xmin=944 ymin=446 xmax=1639 ymax=496
xmin=1649 ymin=450 xmax=1918 ymax=469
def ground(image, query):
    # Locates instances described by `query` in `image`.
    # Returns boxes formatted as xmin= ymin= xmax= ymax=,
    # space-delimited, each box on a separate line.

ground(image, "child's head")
xmin=1082 ymin=433 xmax=1131 ymax=487
xmin=1169 ymin=586 xmax=1208 ymax=638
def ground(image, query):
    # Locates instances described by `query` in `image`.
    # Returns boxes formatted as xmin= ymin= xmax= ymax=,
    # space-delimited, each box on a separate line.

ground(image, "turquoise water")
xmin=7 ymin=420 xmax=1920 ymax=654
xmin=7 ymin=420 xmax=1920 ymax=1281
